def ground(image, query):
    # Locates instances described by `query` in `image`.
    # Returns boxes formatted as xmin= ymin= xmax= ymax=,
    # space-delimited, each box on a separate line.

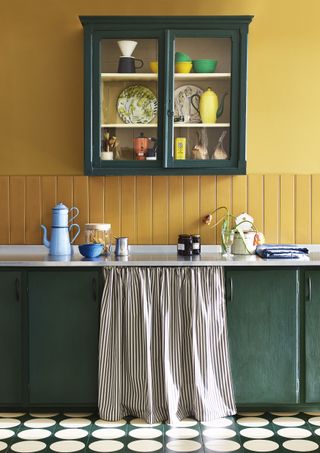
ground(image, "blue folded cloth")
xmin=255 ymin=244 xmax=309 ymax=259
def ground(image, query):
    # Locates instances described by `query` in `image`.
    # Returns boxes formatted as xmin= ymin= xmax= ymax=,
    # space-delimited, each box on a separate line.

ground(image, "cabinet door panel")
xmin=227 ymin=269 xmax=298 ymax=405
xmin=0 ymin=271 xmax=22 ymax=404
xmin=28 ymin=270 xmax=100 ymax=405
xmin=305 ymin=270 xmax=320 ymax=402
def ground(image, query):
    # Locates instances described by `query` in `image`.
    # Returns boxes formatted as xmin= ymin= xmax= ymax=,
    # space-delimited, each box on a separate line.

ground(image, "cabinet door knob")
xmin=306 ymin=277 xmax=312 ymax=302
xmin=167 ymin=109 xmax=174 ymax=118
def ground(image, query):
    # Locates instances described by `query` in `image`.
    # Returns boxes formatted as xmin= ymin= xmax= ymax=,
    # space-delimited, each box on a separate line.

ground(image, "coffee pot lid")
xmin=53 ymin=202 xmax=68 ymax=211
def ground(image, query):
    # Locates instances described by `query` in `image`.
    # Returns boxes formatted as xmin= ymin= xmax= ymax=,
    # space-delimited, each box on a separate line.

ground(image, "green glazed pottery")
xmin=193 ymin=59 xmax=217 ymax=73
xmin=175 ymin=51 xmax=191 ymax=62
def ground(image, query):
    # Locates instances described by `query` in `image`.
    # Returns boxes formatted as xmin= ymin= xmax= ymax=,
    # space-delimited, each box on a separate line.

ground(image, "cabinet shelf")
xmin=102 ymin=122 xmax=230 ymax=128
xmin=101 ymin=72 xmax=231 ymax=82
xmin=174 ymin=122 xmax=230 ymax=128
xmin=101 ymin=123 xmax=157 ymax=128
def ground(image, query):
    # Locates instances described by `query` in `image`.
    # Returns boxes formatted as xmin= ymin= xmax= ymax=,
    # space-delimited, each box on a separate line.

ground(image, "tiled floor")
xmin=1 ymin=411 xmax=320 ymax=452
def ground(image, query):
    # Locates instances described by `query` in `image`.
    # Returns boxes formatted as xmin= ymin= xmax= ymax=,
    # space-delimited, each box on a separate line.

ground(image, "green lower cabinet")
xmin=0 ymin=271 xmax=23 ymax=405
xmin=304 ymin=270 xmax=320 ymax=403
xmin=226 ymin=268 xmax=299 ymax=406
xmin=28 ymin=270 xmax=100 ymax=406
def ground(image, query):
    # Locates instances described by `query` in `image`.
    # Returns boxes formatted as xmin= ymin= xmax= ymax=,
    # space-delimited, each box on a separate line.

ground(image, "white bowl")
xmin=117 ymin=40 xmax=137 ymax=57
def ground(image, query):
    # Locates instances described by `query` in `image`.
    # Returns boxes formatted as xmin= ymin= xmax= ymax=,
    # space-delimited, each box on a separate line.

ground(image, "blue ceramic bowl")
xmin=78 ymin=243 xmax=104 ymax=258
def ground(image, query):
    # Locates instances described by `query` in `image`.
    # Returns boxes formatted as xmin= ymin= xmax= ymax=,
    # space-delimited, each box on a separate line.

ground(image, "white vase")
xmin=231 ymin=231 xmax=256 ymax=255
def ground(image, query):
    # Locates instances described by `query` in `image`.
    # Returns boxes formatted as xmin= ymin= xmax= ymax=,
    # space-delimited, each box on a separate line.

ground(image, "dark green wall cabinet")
xmin=80 ymin=16 xmax=253 ymax=176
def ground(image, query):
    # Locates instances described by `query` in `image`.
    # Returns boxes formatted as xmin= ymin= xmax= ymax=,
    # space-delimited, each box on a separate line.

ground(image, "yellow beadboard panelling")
xmin=280 ymin=175 xmax=295 ymax=244
xmin=264 ymin=175 xmax=280 ymax=244
xmin=1 ymin=174 xmax=320 ymax=246
xmin=232 ymin=176 xmax=247 ymax=219
xmin=89 ymin=177 xmax=104 ymax=223
xmin=136 ymin=176 xmax=152 ymax=244
xmin=10 ymin=177 xmax=26 ymax=245
xmin=57 ymin=176 xmax=73 ymax=209
xmin=296 ymin=175 xmax=311 ymax=244
xmin=73 ymin=176 xmax=89 ymax=244
xmin=26 ymin=176 xmax=41 ymax=244
xmin=183 ymin=176 xmax=200 ymax=235
xmin=121 ymin=176 xmax=136 ymax=244
xmin=41 ymin=177 xmax=57 ymax=234
xmin=104 ymin=177 xmax=121 ymax=239
xmin=312 ymin=175 xmax=320 ymax=244
xmin=0 ymin=177 xmax=10 ymax=244
xmin=216 ymin=176 xmax=232 ymax=244
xmin=200 ymin=176 xmax=216 ymax=245
xmin=247 ymin=175 xmax=264 ymax=233
xmin=168 ymin=176 xmax=183 ymax=244
xmin=153 ymin=176 xmax=168 ymax=244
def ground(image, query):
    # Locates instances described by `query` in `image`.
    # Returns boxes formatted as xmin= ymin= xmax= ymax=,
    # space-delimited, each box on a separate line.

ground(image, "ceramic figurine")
xmin=212 ymin=130 xmax=228 ymax=160
xmin=192 ymin=130 xmax=209 ymax=159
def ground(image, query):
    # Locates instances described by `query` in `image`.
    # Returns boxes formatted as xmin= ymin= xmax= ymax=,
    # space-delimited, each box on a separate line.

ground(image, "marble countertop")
xmin=0 ymin=245 xmax=319 ymax=267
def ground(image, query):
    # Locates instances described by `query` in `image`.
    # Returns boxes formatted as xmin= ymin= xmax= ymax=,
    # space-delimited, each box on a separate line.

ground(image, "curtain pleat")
xmin=98 ymin=266 xmax=236 ymax=423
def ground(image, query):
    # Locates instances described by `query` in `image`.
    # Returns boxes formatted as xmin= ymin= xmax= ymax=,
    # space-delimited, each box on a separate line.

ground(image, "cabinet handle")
xmin=92 ymin=278 xmax=97 ymax=301
xmin=306 ymin=277 xmax=312 ymax=302
xmin=226 ymin=277 xmax=233 ymax=303
xmin=15 ymin=278 xmax=20 ymax=302
xmin=167 ymin=109 xmax=174 ymax=118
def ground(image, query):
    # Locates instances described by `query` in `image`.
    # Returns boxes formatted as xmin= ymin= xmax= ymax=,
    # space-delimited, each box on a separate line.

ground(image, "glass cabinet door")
xmin=91 ymin=32 xmax=164 ymax=171
xmin=164 ymin=30 xmax=241 ymax=171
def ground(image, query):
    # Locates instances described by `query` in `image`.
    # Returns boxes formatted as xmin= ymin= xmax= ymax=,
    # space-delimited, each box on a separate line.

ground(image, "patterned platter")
xmin=117 ymin=85 xmax=157 ymax=124
xmin=174 ymin=84 xmax=203 ymax=123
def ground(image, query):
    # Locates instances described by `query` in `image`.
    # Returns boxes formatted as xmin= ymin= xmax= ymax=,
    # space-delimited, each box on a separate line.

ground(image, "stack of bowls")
xmin=175 ymin=51 xmax=192 ymax=73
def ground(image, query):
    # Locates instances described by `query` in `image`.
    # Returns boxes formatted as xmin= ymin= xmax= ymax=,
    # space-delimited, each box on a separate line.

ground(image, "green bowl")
xmin=175 ymin=51 xmax=191 ymax=62
xmin=193 ymin=59 xmax=217 ymax=73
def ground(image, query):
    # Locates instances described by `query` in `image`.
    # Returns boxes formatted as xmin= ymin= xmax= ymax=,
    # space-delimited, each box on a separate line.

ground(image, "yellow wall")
xmin=1 ymin=0 xmax=320 ymax=175
xmin=1 ymin=175 xmax=319 ymax=245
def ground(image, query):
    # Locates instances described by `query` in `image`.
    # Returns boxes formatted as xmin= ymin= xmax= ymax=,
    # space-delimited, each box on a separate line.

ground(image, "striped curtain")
xmin=98 ymin=266 xmax=236 ymax=424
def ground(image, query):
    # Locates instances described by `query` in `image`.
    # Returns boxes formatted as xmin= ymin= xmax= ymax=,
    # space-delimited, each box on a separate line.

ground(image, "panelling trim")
xmin=0 ymin=175 xmax=317 ymax=245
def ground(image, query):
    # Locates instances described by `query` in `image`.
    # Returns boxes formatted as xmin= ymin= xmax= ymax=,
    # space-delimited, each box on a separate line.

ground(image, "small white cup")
xmin=101 ymin=151 xmax=114 ymax=160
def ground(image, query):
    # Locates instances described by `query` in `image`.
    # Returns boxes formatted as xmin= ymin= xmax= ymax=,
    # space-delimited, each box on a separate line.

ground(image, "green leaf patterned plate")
xmin=117 ymin=85 xmax=157 ymax=124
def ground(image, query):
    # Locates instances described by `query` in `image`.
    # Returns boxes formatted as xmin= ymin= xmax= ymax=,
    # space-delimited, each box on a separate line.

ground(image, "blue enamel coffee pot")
xmin=41 ymin=203 xmax=80 ymax=256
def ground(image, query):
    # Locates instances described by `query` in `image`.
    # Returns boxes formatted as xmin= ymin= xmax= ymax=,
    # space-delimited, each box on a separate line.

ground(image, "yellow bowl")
xmin=149 ymin=61 xmax=158 ymax=73
xmin=175 ymin=61 xmax=192 ymax=73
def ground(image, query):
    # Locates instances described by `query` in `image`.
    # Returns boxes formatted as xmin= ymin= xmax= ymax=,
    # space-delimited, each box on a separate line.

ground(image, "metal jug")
xmin=115 ymin=237 xmax=129 ymax=256
xmin=41 ymin=203 xmax=80 ymax=256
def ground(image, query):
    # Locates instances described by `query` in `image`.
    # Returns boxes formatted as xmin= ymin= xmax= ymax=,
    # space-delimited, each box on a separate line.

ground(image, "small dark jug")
xmin=118 ymin=56 xmax=144 ymax=73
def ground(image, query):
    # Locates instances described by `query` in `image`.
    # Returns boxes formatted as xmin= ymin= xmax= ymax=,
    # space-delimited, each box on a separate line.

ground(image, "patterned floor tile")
xmin=1 ymin=412 xmax=320 ymax=452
